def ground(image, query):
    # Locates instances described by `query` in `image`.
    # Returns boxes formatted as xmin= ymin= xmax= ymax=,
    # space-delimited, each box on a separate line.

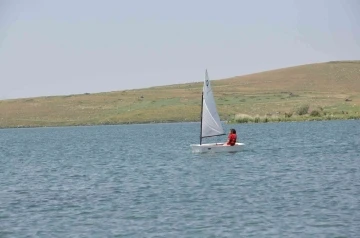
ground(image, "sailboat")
xmin=190 ymin=70 xmax=244 ymax=153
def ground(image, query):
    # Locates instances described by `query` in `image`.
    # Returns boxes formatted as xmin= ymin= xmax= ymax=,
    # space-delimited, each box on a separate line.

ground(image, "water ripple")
xmin=0 ymin=121 xmax=359 ymax=237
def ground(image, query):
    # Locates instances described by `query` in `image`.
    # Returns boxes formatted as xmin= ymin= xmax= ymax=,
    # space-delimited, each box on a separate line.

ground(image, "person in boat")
xmin=225 ymin=128 xmax=237 ymax=146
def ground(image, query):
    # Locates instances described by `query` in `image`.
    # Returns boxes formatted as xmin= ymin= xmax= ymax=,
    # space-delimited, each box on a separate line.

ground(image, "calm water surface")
xmin=0 ymin=120 xmax=359 ymax=237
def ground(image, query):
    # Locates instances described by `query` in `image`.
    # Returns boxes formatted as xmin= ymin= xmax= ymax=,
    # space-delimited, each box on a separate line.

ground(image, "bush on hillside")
xmin=310 ymin=110 xmax=321 ymax=117
xmin=296 ymin=104 xmax=309 ymax=115
xmin=284 ymin=112 xmax=293 ymax=118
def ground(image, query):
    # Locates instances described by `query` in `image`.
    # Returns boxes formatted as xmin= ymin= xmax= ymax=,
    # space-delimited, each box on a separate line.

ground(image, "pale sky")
xmin=0 ymin=0 xmax=359 ymax=99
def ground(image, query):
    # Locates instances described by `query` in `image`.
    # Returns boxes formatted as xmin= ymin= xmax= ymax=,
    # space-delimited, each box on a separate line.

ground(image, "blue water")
xmin=0 ymin=120 xmax=359 ymax=237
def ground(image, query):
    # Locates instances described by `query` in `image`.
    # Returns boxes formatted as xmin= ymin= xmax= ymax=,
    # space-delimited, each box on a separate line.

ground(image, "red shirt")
xmin=227 ymin=134 xmax=237 ymax=146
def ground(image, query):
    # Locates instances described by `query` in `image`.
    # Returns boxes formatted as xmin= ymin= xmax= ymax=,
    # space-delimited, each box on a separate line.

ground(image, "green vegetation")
xmin=295 ymin=104 xmax=309 ymax=116
xmin=1 ymin=61 xmax=360 ymax=128
xmin=228 ymin=106 xmax=360 ymax=124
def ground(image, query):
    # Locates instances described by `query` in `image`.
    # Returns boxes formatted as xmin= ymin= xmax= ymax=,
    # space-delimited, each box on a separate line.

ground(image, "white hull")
xmin=190 ymin=143 xmax=244 ymax=153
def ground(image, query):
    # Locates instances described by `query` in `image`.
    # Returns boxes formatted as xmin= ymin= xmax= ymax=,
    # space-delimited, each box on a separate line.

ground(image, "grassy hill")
xmin=1 ymin=61 xmax=359 ymax=128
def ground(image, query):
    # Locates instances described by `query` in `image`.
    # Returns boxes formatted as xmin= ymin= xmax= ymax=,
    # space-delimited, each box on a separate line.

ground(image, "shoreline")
xmin=1 ymin=115 xmax=359 ymax=130
xmin=228 ymin=113 xmax=360 ymax=124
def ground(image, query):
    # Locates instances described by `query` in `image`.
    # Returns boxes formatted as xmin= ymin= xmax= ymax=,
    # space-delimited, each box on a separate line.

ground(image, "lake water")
xmin=0 ymin=120 xmax=359 ymax=237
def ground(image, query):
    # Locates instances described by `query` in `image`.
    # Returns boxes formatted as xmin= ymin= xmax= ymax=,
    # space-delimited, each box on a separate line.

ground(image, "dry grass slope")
xmin=1 ymin=61 xmax=359 ymax=128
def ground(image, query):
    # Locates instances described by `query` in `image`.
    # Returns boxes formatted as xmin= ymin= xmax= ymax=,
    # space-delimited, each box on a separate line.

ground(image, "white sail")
xmin=201 ymin=70 xmax=225 ymax=138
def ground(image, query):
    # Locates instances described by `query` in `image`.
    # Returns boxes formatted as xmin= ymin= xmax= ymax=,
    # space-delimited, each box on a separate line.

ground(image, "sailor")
xmin=225 ymin=129 xmax=237 ymax=146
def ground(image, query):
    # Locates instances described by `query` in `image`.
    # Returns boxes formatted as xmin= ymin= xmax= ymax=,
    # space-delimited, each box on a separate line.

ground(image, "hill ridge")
xmin=0 ymin=61 xmax=359 ymax=128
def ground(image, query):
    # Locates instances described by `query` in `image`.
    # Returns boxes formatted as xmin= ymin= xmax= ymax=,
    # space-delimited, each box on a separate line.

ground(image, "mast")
xmin=199 ymin=91 xmax=204 ymax=145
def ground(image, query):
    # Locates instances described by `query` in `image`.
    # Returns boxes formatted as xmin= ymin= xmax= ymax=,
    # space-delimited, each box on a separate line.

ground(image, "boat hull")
xmin=190 ymin=143 xmax=244 ymax=153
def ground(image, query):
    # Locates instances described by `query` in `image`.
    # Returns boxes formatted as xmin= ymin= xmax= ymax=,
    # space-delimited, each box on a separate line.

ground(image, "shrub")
xmin=310 ymin=110 xmax=321 ymax=117
xmin=284 ymin=112 xmax=293 ymax=118
xmin=296 ymin=104 xmax=309 ymax=115
xmin=236 ymin=117 xmax=250 ymax=123
xmin=349 ymin=115 xmax=360 ymax=120
xmin=234 ymin=114 xmax=252 ymax=123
